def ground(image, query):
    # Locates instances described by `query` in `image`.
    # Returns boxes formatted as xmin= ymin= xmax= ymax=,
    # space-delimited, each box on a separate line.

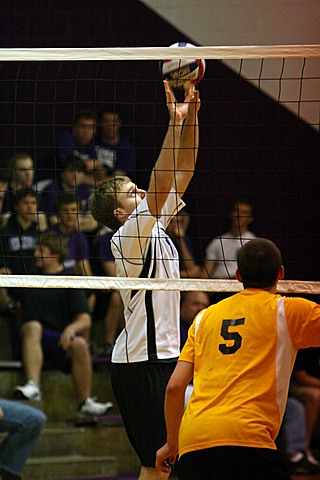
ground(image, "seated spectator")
xmin=282 ymin=396 xmax=319 ymax=475
xmin=1 ymin=153 xmax=47 ymax=231
xmin=179 ymin=291 xmax=210 ymax=406
xmin=0 ymin=398 xmax=46 ymax=480
xmin=50 ymin=192 xmax=92 ymax=276
xmin=95 ymin=106 xmax=135 ymax=180
xmin=0 ymin=189 xmax=42 ymax=313
xmin=41 ymin=155 xmax=97 ymax=233
xmin=201 ymin=198 xmax=256 ymax=279
xmin=49 ymin=192 xmax=95 ymax=312
xmin=166 ymin=208 xmax=201 ymax=278
xmin=90 ymin=226 xmax=124 ymax=357
xmin=201 ymin=198 xmax=256 ymax=303
xmin=55 ymin=110 xmax=102 ymax=187
xmin=290 ymin=347 xmax=320 ymax=467
xmin=0 ymin=166 xmax=10 ymax=228
xmin=13 ymin=233 xmax=113 ymax=417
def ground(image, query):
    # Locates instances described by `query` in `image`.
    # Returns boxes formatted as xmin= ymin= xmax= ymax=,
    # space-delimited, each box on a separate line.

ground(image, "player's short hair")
xmin=237 ymin=238 xmax=282 ymax=288
xmin=38 ymin=232 xmax=68 ymax=263
xmin=90 ymin=176 xmax=131 ymax=231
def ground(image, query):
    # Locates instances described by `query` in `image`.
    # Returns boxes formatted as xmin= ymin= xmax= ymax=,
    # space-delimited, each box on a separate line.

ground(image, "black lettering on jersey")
xmin=219 ymin=317 xmax=245 ymax=355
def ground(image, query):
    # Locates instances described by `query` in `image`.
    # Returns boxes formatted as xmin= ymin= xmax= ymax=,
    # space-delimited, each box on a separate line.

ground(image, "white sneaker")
xmin=13 ymin=380 xmax=42 ymax=401
xmin=78 ymin=397 xmax=113 ymax=417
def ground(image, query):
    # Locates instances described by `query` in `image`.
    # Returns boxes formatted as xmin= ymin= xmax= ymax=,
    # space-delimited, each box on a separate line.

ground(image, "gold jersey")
xmin=179 ymin=289 xmax=320 ymax=457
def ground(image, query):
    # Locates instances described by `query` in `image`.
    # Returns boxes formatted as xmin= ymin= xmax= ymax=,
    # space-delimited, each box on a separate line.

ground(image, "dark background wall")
xmin=1 ymin=0 xmax=319 ymax=280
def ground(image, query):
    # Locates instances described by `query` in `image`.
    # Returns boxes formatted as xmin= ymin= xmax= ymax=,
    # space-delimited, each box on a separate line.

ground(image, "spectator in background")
xmin=180 ymin=291 xmax=210 ymax=407
xmin=55 ymin=110 xmax=103 ymax=187
xmin=282 ymin=396 xmax=319 ymax=475
xmin=13 ymin=233 xmax=113 ymax=417
xmin=0 ymin=167 xmax=10 ymax=228
xmin=41 ymin=156 xmax=97 ymax=234
xmin=290 ymin=347 xmax=320 ymax=468
xmin=0 ymin=398 xmax=46 ymax=480
xmin=90 ymin=226 xmax=124 ymax=358
xmin=1 ymin=153 xmax=47 ymax=232
xmin=49 ymin=192 xmax=95 ymax=312
xmin=166 ymin=208 xmax=201 ymax=278
xmin=50 ymin=192 xmax=92 ymax=276
xmin=95 ymin=106 xmax=135 ymax=180
xmin=201 ymin=198 xmax=256 ymax=303
xmin=0 ymin=189 xmax=42 ymax=313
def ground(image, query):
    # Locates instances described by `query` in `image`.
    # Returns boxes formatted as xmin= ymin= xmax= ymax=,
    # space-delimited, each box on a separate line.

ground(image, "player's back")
xmin=179 ymin=289 xmax=296 ymax=456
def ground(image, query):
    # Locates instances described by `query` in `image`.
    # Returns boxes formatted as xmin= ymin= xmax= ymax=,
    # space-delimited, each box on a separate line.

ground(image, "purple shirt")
xmin=56 ymin=129 xmax=97 ymax=165
xmin=90 ymin=230 xmax=114 ymax=276
xmin=95 ymin=136 xmax=135 ymax=175
xmin=41 ymin=180 xmax=91 ymax=216
xmin=50 ymin=224 xmax=90 ymax=273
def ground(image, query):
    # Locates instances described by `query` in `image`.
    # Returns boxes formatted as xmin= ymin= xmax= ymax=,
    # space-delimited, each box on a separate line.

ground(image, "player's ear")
xmin=114 ymin=207 xmax=125 ymax=222
xmin=278 ymin=265 xmax=285 ymax=280
xmin=235 ymin=269 xmax=242 ymax=283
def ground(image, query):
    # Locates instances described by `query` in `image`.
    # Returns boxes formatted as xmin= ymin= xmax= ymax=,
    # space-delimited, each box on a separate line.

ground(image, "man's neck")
xmin=17 ymin=215 xmax=34 ymax=230
xmin=59 ymin=223 xmax=74 ymax=235
xmin=42 ymin=263 xmax=64 ymax=275
xmin=230 ymin=226 xmax=248 ymax=236
xmin=103 ymin=134 xmax=119 ymax=145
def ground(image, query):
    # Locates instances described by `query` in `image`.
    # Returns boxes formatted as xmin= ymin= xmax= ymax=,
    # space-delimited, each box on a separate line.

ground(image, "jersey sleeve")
xmin=111 ymin=189 xmax=185 ymax=265
xmin=111 ymin=196 xmax=156 ymax=265
xmin=284 ymin=296 xmax=320 ymax=349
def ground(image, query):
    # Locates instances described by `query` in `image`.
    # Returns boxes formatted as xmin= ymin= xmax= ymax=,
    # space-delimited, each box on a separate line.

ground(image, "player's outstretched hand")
xmin=155 ymin=442 xmax=177 ymax=474
xmin=164 ymin=80 xmax=197 ymax=124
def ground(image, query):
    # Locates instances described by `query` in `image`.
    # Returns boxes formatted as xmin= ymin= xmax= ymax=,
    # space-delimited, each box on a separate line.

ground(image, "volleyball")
xmin=160 ymin=42 xmax=206 ymax=88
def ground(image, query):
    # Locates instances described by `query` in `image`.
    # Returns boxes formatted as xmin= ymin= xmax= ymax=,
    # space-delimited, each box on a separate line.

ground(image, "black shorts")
xmin=110 ymin=360 xmax=177 ymax=467
xmin=177 ymin=446 xmax=291 ymax=480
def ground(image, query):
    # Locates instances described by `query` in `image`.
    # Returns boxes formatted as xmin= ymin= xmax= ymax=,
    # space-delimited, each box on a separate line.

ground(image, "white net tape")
xmin=1 ymin=275 xmax=320 ymax=295
xmin=1 ymin=45 xmax=320 ymax=61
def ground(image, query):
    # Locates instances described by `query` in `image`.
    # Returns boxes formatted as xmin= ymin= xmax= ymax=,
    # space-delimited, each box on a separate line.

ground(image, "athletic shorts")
xmin=41 ymin=328 xmax=71 ymax=372
xmin=177 ymin=446 xmax=291 ymax=480
xmin=110 ymin=360 xmax=177 ymax=467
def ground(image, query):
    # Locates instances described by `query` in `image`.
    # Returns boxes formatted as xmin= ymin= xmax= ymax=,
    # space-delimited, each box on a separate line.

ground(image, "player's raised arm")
xmin=174 ymin=87 xmax=200 ymax=196
xmin=147 ymin=81 xmax=195 ymax=217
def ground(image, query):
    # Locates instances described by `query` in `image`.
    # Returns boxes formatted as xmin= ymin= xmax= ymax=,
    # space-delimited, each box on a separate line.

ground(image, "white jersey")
xmin=205 ymin=230 xmax=256 ymax=278
xmin=111 ymin=189 xmax=185 ymax=363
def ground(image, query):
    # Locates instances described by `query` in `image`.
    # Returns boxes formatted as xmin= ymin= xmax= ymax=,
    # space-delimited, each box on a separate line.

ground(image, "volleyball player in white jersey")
xmin=90 ymin=80 xmax=200 ymax=480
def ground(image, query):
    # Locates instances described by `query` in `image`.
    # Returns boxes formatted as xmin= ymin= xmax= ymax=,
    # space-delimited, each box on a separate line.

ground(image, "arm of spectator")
xmin=200 ymin=259 xmax=215 ymax=279
xmin=78 ymin=212 xmax=98 ymax=233
xmin=36 ymin=211 xmax=49 ymax=232
xmin=179 ymin=238 xmax=201 ymax=278
xmin=48 ymin=214 xmax=58 ymax=226
xmin=75 ymin=259 xmax=93 ymax=276
xmin=59 ymin=312 xmax=91 ymax=351
xmin=293 ymin=369 xmax=320 ymax=388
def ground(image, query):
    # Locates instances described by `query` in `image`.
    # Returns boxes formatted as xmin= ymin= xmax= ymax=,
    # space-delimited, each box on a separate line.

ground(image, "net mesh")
xmin=0 ymin=45 xmax=320 ymax=294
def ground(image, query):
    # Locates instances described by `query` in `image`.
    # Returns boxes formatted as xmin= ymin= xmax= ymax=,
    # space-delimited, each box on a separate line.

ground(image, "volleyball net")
xmin=0 ymin=45 xmax=320 ymax=295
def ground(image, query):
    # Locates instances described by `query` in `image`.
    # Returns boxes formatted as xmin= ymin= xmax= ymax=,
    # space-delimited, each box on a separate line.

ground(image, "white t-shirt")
xmin=111 ymin=189 xmax=185 ymax=363
xmin=205 ymin=230 xmax=256 ymax=279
